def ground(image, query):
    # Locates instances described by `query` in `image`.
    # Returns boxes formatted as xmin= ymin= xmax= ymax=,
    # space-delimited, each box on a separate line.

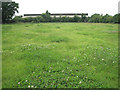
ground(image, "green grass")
xmin=2 ymin=23 xmax=118 ymax=88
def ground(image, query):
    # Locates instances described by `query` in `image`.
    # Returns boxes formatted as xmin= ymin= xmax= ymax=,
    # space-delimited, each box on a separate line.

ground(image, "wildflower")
xmin=26 ymin=80 xmax=28 ymax=82
xmin=28 ymin=85 xmax=30 ymax=88
xmin=102 ymin=59 xmax=104 ymax=61
xmin=31 ymin=85 xmax=34 ymax=88
xmin=18 ymin=82 xmax=20 ymax=84
xmin=79 ymin=81 xmax=82 ymax=84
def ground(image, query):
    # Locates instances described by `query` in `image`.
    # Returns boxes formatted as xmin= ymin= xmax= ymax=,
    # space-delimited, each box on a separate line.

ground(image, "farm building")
xmin=23 ymin=13 xmax=88 ymax=18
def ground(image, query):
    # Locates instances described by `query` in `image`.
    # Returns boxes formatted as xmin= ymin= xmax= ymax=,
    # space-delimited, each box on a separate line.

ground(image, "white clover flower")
xmin=18 ymin=82 xmax=20 ymax=84
xmin=26 ymin=80 xmax=28 ymax=82
xmin=102 ymin=59 xmax=104 ymax=61
xmin=79 ymin=81 xmax=82 ymax=84
xmin=31 ymin=85 xmax=34 ymax=88
xmin=28 ymin=85 xmax=30 ymax=88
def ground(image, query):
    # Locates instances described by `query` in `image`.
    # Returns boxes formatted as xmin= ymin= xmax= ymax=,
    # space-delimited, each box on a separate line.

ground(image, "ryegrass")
xmin=2 ymin=23 xmax=118 ymax=88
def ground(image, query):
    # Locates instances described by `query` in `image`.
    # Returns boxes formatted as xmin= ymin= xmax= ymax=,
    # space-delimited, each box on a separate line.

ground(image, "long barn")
xmin=23 ymin=13 xmax=88 ymax=18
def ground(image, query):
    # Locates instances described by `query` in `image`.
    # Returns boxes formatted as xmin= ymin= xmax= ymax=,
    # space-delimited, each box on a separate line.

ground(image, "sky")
xmin=13 ymin=0 xmax=120 ymax=16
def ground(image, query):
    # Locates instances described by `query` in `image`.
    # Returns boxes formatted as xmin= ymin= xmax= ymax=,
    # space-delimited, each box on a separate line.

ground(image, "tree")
xmin=113 ymin=14 xmax=120 ymax=23
xmin=2 ymin=2 xmax=19 ymax=23
xmin=41 ymin=10 xmax=51 ymax=22
xmin=81 ymin=14 xmax=87 ymax=22
xmin=101 ymin=14 xmax=114 ymax=23
xmin=88 ymin=14 xmax=102 ymax=23
xmin=73 ymin=15 xmax=80 ymax=22
xmin=13 ymin=15 xmax=23 ymax=23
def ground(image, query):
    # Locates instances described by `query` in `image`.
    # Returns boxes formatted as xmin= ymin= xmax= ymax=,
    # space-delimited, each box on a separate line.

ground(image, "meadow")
xmin=2 ymin=23 xmax=118 ymax=88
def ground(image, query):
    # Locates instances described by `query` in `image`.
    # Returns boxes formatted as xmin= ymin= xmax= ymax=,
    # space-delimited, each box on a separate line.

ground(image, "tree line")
xmin=2 ymin=2 xmax=120 ymax=24
xmin=13 ymin=12 xmax=120 ymax=24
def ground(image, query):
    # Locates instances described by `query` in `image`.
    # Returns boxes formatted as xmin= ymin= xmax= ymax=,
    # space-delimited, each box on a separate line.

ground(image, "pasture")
xmin=2 ymin=23 xmax=118 ymax=88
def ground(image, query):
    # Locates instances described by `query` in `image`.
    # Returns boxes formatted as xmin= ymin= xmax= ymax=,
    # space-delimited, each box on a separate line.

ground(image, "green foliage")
xmin=2 ymin=23 xmax=118 ymax=88
xmin=11 ymin=10 xmax=119 ymax=23
xmin=88 ymin=14 xmax=102 ymax=23
xmin=73 ymin=15 xmax=80 ymax=22
xmin=88 ymin=13 xmax=120 ymax=23
xmin=112 ymin=14 xmax=120 ymax=23
xmin=41 ymin=10 xmax=51 ymax=22
xmin=102 ymin=14 xmax=112 ymax=23
xmin=13 ymin=16 xmax=23 ymax=23
xmin=2 ymin=2 xmax=19 ymax=23
xmin=81 ymin=14 xmax=88 ymax=22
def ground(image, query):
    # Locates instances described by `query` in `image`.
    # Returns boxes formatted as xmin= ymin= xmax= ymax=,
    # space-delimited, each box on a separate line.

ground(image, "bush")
xmin=13 ymin=16 xmax=23 ymax=23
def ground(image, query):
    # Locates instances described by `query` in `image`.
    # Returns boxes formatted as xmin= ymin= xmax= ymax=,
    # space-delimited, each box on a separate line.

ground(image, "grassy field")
xmin=2 ymin=23 xmax=118 ymax=88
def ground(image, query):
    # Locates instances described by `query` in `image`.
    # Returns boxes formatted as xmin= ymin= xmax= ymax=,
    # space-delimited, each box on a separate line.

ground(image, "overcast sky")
xmin=13 ymin=0 xmax=119 ymax=16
